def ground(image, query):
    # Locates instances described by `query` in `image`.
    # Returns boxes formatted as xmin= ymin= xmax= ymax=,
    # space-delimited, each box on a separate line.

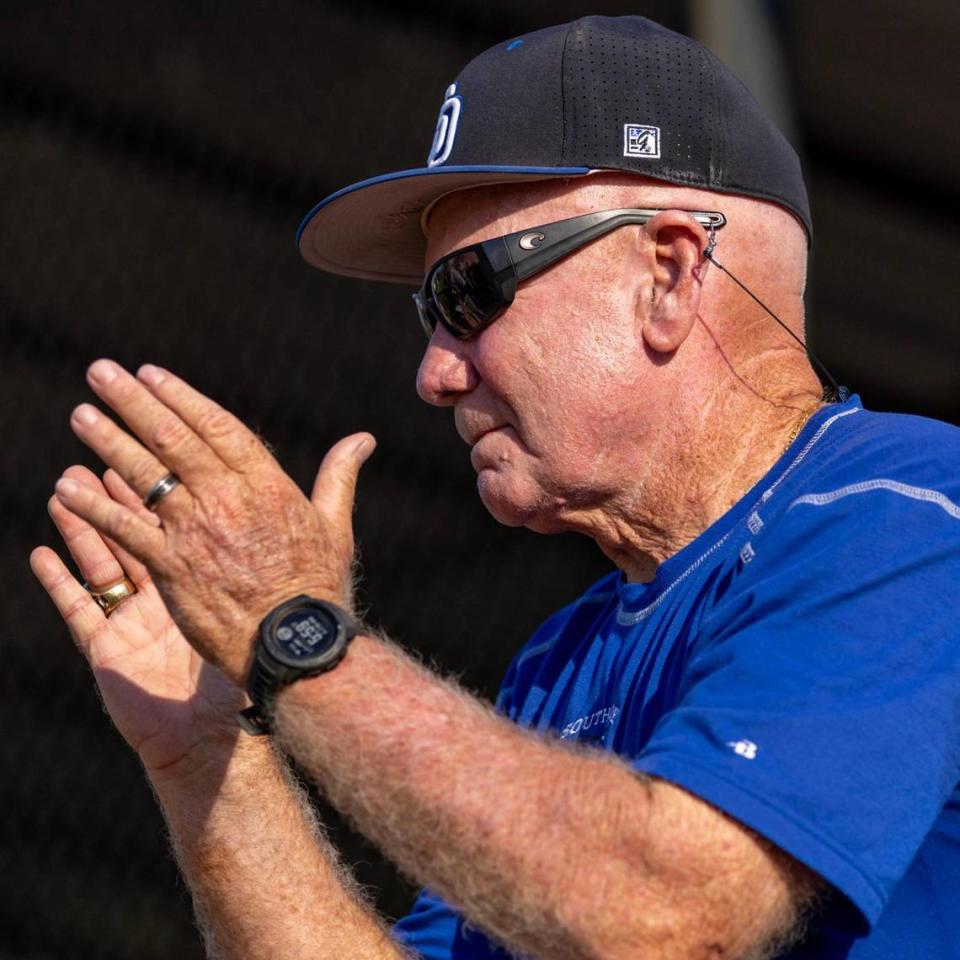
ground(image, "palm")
xmin=34 ymin=466 xmax=248 ymax=777
xmin=85 ymin=579 xmax=246 ymax=774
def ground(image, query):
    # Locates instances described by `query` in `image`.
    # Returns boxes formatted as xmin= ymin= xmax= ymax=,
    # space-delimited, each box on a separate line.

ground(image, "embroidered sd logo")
xmin=427 ymin=83 xmax=462 ymax=167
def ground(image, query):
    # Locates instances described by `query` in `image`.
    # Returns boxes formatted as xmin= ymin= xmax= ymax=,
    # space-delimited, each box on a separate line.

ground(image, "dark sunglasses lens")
xmin=412 ymin=292 xmax=436 ymax=339
xmin=429 ymin=250 xmax=503 ymax=338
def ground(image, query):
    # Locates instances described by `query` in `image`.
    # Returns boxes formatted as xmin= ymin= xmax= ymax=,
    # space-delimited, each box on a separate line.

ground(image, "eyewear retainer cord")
xmin=703 ymin=227 xmax=847 ymax=402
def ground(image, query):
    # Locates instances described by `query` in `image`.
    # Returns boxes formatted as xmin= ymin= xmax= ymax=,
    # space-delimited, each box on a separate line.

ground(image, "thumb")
xmin=310 ymin=432 xmax=376 ymax=522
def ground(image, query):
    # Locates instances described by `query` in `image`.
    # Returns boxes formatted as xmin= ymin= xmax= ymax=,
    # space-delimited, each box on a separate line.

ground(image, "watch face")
xmin=266 ymin=606 xmax=341 ymax=667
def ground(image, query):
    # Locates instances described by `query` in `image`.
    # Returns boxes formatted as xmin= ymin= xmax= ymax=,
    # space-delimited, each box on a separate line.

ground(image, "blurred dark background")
xmin=1 ymin=1 xmax=957 ymax=957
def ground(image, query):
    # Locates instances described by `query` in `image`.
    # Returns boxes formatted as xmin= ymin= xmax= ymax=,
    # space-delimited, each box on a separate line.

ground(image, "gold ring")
xmin=85 ymin=577 xmax=138 ymax=616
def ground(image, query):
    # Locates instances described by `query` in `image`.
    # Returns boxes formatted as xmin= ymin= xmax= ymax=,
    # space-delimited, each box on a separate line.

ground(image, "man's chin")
xmin=476 ymin=470 xmax=557 ymax=530
xmin=476 ymin=472 xmax=525 ymax=527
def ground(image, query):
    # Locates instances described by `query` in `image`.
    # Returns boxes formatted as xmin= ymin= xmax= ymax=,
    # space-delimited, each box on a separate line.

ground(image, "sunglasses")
xmin=413 ymin=207 xmax=727 ymax=341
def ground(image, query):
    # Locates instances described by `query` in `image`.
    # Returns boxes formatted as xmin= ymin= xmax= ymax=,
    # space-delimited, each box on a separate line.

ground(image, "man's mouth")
xmin=457 ymin=418 xmax=503 ymax=446
xmin=470 ymin=425 xmax=499 ymax=445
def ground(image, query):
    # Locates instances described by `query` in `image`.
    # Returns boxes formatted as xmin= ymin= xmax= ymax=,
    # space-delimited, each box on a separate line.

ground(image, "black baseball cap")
xmin=297 ymin=15 xmax=810 ymax=284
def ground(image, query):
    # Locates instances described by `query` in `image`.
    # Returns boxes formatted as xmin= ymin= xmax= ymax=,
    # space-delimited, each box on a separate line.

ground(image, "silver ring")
xmin=142 ymin=472 xmax=180 ymax=511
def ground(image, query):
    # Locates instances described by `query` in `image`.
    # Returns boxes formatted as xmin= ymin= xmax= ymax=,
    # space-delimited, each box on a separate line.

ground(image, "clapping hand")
xmin=31 ymin=466 xmax=245 ymax=778
xmin=35 ymin=359 xmax=374 ymax=694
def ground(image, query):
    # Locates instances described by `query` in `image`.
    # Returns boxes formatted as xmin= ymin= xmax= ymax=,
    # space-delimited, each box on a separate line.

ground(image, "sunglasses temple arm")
xmin=512 ymin=213 xmax=642 ymax=281
xmin=513 ymin=210 xmax=725 ymax=281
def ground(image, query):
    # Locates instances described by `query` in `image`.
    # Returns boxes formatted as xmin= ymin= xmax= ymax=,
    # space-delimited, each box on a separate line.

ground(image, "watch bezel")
xmin=260 ymin=596 xmax=352 ymax=672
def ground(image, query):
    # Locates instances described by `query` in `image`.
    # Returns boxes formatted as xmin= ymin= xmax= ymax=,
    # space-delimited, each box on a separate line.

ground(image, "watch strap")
xmin=237 ymin=652 xmax=286 ymax=735
xmin=237 ymin=704 xmax=272 ymax=736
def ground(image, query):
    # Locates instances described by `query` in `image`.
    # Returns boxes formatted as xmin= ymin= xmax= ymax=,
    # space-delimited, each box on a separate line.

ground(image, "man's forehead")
xmin=423 ymin=181 xmax=570 ymax=260
xmin=421 ymin=172 xmax=721 ymax=266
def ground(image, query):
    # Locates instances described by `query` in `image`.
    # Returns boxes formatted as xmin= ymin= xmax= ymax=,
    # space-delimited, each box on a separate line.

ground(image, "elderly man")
xmin=31 ymin=16 xmax=959 ymax=960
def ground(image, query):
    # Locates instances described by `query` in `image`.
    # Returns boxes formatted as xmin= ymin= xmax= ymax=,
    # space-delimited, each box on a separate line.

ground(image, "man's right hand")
xmin=31 ymin=464 xmax=246 ymax=782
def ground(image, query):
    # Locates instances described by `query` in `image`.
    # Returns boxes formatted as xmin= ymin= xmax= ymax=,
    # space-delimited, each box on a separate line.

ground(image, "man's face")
xmin=415 ymin=181 xmax=658 ymax=533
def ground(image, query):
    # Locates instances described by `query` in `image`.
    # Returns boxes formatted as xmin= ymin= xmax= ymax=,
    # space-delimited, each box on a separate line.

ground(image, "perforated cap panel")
xmin=559 ymin=16 xmax=809 ymax=233
xmin=563 ymin=19 xmax=716 ymax=186
xmin=298 ymin=15 xmax=811 ymax=283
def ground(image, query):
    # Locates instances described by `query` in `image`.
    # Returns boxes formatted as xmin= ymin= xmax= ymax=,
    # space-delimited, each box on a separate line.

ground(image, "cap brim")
xmin=296 ymin=165 xmax=592 ymax=285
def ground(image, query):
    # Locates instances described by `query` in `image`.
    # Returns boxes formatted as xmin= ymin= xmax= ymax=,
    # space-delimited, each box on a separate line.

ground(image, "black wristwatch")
xmin=236 ymin=594 xmax=360 ymax=736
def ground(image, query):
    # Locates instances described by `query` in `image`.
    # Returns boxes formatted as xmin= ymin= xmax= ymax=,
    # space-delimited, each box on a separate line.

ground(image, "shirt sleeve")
xmin=392 ymin=889 xmax=520 ymax=959
xmin=633 ymin=473 xmax=960 ymax=931
xmin=392 ymin=889 xmax=459 ymax=959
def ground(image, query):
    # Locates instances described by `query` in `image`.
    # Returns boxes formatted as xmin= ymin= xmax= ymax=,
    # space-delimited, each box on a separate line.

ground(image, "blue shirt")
xmin=394 ymin=397 xmax=960 ymax=959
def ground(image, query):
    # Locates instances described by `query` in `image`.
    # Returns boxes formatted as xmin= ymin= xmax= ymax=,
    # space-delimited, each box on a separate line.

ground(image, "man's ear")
xmin=639 ymin=211 xmax=709 ymax=354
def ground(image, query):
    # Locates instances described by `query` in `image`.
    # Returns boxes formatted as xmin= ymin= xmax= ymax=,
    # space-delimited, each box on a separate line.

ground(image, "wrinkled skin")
xmin=35 ymin=359 xmax=374 ymax=689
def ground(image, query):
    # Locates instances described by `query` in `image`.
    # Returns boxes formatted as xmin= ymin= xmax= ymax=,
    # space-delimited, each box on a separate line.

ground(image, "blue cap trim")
xmin=295 ymin=164 xmax=593 ymax=250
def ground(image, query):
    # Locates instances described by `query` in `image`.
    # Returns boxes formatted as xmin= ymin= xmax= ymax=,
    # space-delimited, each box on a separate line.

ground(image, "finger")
xmin=54 ymin=474 xmax=165 ymax=562
xmin=69 ymin=401 xmax=192 ymax=513
xmin=48 ymin=483 xmax=126 ymax=591
xmin=30 ymin=545 xmax=108 ymax=660
xmin=63 ymin=463 xmax=109 ymax=490
xmin=84 ymin=359 xmax=223 ymax=485
xmin=59 ymin=466 xmax=138 ymax=586
xmin=136 ymin=364 xmax=270 ymax=473
xmin=310 ymin=433 xmax=376 ymax=525
xmin=100 ymin=470 xmax=156 ymax=585
xmin=103 ymin=468 xmax=161 ymax=526
xmin=59 ymin=467 xmax=155 ymax=590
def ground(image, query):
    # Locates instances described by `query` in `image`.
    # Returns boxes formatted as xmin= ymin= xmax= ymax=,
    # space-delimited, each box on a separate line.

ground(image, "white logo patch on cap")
xmin=624 ymin=123 xmax=660 ymax=159
xmin=427 ymin=83 xmax=462 ymax=168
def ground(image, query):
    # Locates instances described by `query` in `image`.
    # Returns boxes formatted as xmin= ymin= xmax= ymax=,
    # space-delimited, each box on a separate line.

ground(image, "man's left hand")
xmin=53 ymin=359 xmax=375 ymax=687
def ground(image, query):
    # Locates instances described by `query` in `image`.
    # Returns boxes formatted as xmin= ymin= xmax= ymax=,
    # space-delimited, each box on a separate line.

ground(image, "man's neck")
xmin=579 ymin=382 xmax=825 ymax=584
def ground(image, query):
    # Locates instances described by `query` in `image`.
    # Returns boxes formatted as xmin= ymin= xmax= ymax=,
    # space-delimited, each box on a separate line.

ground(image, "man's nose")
xmin=415 ymin=326 xmax=480 ymax=406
